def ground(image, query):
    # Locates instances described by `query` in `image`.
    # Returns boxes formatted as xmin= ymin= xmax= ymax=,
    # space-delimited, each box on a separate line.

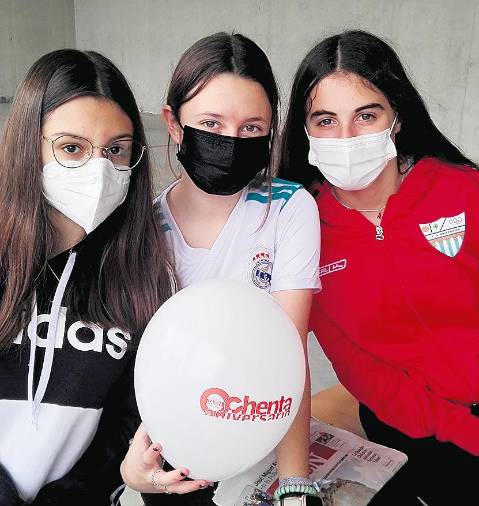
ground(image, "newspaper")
xmin=213 ymin=418 xmax=407 ymax=506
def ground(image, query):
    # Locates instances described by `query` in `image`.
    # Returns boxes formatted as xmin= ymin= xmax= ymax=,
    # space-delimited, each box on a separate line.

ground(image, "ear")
xmin=393 ymin=115 xmax=402 ymax=136
xmin=162 ymin=105 xmax=183 ymax=145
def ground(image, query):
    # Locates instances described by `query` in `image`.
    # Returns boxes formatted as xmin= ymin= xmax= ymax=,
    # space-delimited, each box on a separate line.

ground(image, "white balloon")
xmin=135 ymin=280 xmax=305 ymax=481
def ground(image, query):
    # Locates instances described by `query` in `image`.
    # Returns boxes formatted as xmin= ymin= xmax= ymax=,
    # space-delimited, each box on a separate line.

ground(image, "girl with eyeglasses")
xmin=120 ymin=32 xmax=320 ymax=506
xmin=0 ymin=49 xmax=173 ymax=505
xmin=279 ymin=29 xmax=479 ymax=505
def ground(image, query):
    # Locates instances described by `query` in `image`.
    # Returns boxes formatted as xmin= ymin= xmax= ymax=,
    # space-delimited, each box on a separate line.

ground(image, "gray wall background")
xmin=74 ymin=0 xmax=479 ymax=161
xmin=0 ymin=0 xmax=75 ymax=102
xmin=1 ymin=0 xmax=478 ymax=161
xmin=0 ymin=5 xmax=476 ymax=504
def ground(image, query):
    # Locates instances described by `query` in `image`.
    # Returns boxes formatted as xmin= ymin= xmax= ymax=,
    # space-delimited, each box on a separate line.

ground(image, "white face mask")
xmin=42 ymin=157 xmax=131 ymax=234
xmin=306 ymin=116 xmax=398 ymax=191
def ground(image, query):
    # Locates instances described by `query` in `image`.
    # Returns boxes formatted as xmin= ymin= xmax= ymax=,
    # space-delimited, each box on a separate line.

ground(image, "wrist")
xmin=278 ymin=477 xmax=313 ymax=488
xmin=274 ymin=477 xmax=315 ymax=501
xmin=274 ymin=476 xmax=321 ymax=506
xmin=273 ymin=484 xmax=317 ymax=501
xmin=274 ymin=493 xmax=323 ymax=506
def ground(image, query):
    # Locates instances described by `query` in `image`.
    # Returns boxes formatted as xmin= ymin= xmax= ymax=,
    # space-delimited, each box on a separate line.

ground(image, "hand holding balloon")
xmin=134 ymin=280 xmax=306 ymax=482
xmin=120 ymin=424 xmax=211 ymax=494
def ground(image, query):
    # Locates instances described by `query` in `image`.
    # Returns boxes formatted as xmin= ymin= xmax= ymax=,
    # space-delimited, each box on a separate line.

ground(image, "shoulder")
xmin=403 ymin=158 xmax=479 ymax=213
xmin=245 ymin=178 xmax=315 ymax=211
xmin=311 ymin=180 xmax=334 ymax=212
xmin=153 ymin=190 xmax=172 ymax=233
xmin=415 ymin=157 xmax=479 ymax=187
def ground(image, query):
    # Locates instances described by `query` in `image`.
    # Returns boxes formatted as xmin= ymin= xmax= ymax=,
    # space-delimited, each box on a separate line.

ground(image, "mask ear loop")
xmin=165 ymin=134 xmax=180 ymax=181
xmin=390 ymin=114 xmax=409 ymax=176
xmin=262 ymin=129 xmax=274 ymax=185
xmin=389 ymin=114 xmax=398 ymax=135
xmin=171 ymin=117 xmax=187 ymax=180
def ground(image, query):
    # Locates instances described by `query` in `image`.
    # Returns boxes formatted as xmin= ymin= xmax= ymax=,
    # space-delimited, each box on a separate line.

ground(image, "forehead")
xmin=42 ymin=96 xmax=133 ymax=139
xmin=180 ymin=73 xmax=272 ymax=119
xmin=308 ymin=72 xmax=391 ymax=112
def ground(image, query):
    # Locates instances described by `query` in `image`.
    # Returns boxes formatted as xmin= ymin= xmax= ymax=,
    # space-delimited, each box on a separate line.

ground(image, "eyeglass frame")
xmin=41 ymin=134 xmax=146 ymax=170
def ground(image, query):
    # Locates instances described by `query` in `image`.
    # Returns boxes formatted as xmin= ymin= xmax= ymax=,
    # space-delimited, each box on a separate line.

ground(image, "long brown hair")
xmin=166 ymin=32 xmax=280 ymax=188
xmin=0 ymin=49 xmax=173 ymax=348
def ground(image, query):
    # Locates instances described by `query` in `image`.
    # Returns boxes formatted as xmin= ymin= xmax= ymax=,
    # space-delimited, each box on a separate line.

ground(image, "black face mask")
xmin=176 ymin=125 xmax=270 ymax=195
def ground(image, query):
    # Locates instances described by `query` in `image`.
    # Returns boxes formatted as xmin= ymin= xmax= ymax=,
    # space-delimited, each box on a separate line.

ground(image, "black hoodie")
xmin=0 ymin=214 xmax=140 ymax=505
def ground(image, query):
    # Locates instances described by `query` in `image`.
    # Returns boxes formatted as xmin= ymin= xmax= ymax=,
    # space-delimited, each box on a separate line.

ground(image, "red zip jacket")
xmin=310 ymin=157 xmax=479 ymax=455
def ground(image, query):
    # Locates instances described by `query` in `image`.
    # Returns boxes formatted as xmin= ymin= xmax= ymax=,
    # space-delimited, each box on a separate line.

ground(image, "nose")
xmin=222 ymin=127 xmax=238 ymax=138
xmin=338 ymin=124 xmax=355 ymax=139
xmin=91 ymin=146 xmax=109 ymax=159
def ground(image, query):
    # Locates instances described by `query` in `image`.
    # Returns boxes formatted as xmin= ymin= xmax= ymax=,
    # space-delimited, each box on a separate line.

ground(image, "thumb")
xmin=143 ymin=443 xmax=163 ymax=468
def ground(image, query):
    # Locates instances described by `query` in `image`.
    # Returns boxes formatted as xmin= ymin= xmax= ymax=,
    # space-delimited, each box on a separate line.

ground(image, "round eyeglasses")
xmin=42 ymin=134 xmax=146 ymax=170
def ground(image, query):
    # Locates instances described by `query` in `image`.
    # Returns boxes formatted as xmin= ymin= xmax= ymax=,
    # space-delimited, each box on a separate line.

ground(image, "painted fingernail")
xmin=180 ymin=472 xmax=186 ymax=477
xmin=152 ymin=446 xmax=160 ymax=452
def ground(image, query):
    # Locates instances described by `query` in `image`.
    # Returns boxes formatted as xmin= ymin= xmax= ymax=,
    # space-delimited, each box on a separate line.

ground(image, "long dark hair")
xmin=0 ymin=49 xmax=172 ymax=348
xmin=279 ymin=30 xmax=477 ymax=188
xmin=166 ymin=32 xmax=279 ymax=186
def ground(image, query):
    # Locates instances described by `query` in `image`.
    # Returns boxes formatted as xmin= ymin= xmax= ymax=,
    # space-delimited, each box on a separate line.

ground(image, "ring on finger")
xmin=151 ymin=469 xmax=165 ymax=488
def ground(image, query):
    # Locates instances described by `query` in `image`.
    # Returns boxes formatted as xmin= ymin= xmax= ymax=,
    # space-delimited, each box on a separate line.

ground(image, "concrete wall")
xmin=0 ymin=0 xmax=75 ymax=102
xmin=74 ymin=0 xmax=479 ymax=162
xmin=0 ymin=1 xmax=476 ymax=160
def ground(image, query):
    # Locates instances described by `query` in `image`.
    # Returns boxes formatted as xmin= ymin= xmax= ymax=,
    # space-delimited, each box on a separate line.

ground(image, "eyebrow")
xmin=195 ymin=112 xmax=268 ymax=122
xmin=48 ymin=131 xmax=79 ymax=138
xmin=48 ymin=132 xmax=134 ymax=142
xmin=109 ymin=134 xmax=134 ymax=142
xmin=195 ymin=112 xmax=223 ymax=119
xmin=243 ymin=116 xmax=268 ymax=123
xmin=309 ymin=102 xmax=385 ymax=119
xmin=354 ymin=103 xmax=385 ymax=113
xmin=310 ymin=109 xmax=336 ymax=119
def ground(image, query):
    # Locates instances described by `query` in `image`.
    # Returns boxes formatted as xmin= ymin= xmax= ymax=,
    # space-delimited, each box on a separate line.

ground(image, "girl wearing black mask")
xmin=121 ymin=32 xmax=321 ymax=506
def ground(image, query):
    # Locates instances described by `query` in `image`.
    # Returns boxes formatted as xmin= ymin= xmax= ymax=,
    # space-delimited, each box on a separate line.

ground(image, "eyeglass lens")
xmin=51 ymin=135 xmax=142 ymax=169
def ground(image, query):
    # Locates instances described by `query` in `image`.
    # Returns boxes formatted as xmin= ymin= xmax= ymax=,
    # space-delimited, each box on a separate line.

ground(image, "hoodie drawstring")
xmin=27 ymin=251 xmax=77 ymax=427
xmin=27 ymin=296 xmax=38 ymax=420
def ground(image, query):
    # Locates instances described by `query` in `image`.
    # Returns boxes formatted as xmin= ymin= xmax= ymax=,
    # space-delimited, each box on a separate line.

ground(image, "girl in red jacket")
xmin=280 ymin=30 xmax=478 ymax=505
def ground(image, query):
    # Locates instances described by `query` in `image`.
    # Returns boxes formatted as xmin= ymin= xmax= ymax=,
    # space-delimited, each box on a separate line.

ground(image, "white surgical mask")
xmin=42 ymin=157 xmax=131 ymax=234
xmin=306 ymin=115 xmax=398 ymax=191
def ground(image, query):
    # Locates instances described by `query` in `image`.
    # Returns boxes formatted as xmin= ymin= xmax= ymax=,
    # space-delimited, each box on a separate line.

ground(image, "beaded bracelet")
xmin=279 ymin=477 xmax=313 ymax=487
xmin=273 ymin=484 xmax=317 ymax=500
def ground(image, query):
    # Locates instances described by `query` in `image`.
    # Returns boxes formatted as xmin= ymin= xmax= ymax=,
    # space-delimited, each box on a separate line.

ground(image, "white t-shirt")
xmin=155 ymin=178 xmax=320 ymax=293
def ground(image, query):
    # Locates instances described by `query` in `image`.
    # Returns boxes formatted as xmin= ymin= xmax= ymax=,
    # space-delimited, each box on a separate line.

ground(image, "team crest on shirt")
xmin=250 ymin=247 xmax=273 ymax=289
xmin=419 ymin=212 xmax=465 ymax=258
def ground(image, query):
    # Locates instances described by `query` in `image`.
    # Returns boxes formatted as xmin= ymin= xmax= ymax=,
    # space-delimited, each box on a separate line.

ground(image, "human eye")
xmin=108 ymin=144 xmax=123 ymax=156
xmin=317 ymin=117 xmax=336 ymax=127
xmin=356 ymin=112 xmax=376 ymax=123
xmin=62 ymin=143 xmax=82 ymax=154
xmin=200 ymin=120 xmax=220 ymax=129
xmin=240 ymin=124 xmax=264 ymax=137
xmin=243 ymin=124 xmax=261 ymax=133
xmin=108 ymin=140 xmax=132 ymax=159
xmin=54 ymin=135 xmax=91 ymax=157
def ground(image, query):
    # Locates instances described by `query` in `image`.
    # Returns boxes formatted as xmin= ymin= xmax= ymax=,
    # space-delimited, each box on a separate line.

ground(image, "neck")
xmin=166 ymin=172 xmax=243 ymax=249
xmin=49 ymin=209 xmax=86 ymax=257
xmin=168 ymin=173 xmax=242 ymax=222
xmin=333 ymin=158 xmax=402 ymax=210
